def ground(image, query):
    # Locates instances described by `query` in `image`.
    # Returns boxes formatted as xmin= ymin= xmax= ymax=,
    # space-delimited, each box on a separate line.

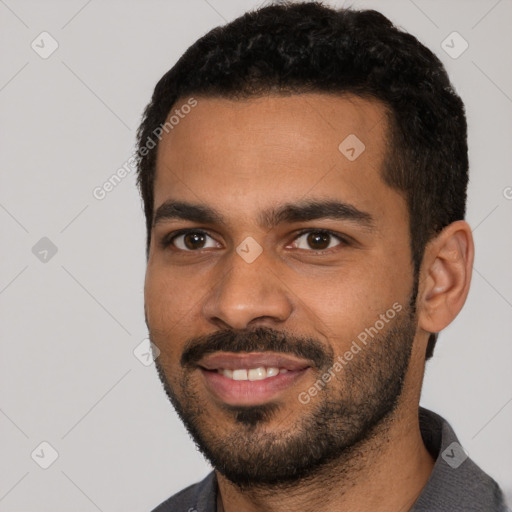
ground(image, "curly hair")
xmin=135 ymin=1 xmax=468 ymax=359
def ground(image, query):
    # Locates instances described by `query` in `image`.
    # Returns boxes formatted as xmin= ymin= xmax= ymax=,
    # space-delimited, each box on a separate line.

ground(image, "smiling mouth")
xmin=214 ymin=367 xmax=289 ymax=380
xmin=197 ymin=352 xmax=312 ymax=406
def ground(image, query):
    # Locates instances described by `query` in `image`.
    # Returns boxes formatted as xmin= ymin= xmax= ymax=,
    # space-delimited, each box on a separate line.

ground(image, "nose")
xmin=201 ymin=246 xmax=294 ymax=330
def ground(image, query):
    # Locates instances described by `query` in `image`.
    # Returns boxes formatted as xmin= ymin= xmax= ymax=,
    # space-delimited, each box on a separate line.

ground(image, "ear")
xmin=417 ymin=221 xmax=474 ymax=334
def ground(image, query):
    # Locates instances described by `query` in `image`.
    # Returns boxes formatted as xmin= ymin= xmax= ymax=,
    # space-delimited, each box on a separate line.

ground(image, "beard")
xmin=151 ymin=300 xmax=416 ymax=490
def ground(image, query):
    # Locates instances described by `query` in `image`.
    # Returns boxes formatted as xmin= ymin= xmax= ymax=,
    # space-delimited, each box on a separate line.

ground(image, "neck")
xmin=215 ymin=402 xmax=434 ymax=512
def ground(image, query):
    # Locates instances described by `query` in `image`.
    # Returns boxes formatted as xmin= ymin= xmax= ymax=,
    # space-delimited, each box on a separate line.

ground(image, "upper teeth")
xmin=218 ymin=367 xmax=288 ymax=381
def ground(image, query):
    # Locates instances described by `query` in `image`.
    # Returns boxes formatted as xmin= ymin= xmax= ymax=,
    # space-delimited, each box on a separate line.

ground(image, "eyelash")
xmin=159 ymin=228 xmax=349 ymax=253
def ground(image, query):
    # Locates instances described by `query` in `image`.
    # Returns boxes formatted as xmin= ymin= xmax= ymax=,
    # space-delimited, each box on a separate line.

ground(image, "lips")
xmin=197 ymin=352 xmax=312 ymax=406
xmin=198 ymin=352 xmax=311 ymax=372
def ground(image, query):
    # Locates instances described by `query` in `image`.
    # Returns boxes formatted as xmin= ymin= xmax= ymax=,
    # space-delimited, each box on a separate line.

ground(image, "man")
xmin=136 ymin=2 xmax=509 ymax=511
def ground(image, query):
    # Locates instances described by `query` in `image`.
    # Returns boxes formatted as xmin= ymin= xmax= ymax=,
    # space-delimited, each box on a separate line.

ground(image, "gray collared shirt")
xmin=151 ymin=408 xmax=510 ymax=512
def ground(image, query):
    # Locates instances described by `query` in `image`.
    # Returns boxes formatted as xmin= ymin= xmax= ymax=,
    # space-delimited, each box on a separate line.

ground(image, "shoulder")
xmin=413 ymin=408 xmax=510 ymax=512
xmin=150 ymin=471 xmax=217 ymax=512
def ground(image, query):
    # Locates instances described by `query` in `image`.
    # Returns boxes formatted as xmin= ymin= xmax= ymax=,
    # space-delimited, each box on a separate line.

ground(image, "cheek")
xmin=144 ymin=266 xmax=200 ymax=366
xmin=298 ymin=280 xmax=378 ymax=344
xmin=145 ymin=262 xmax=203 ymax=324
xmin=290 ymin=260 xmax=410 ymax=347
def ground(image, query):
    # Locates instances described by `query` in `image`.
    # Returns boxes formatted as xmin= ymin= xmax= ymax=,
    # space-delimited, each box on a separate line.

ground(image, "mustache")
xmin=181 ymin=326 xmax=333 ymax=370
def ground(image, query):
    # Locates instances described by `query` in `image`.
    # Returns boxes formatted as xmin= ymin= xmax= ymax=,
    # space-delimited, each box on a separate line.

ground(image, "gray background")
xmin=1 ymin=0 xmax=511 ymax=510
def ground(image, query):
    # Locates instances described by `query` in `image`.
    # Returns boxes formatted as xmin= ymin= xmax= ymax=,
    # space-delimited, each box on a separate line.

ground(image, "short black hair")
xmin=136 ymin=1 xmax=468 ymax=359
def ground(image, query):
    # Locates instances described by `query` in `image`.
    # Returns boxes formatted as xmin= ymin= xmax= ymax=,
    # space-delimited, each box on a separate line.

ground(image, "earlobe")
xmin=418 ymin=221 xmax=474 ymax=334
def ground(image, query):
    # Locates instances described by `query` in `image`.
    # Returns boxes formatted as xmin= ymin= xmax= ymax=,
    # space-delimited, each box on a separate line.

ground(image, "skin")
xmin=144 ymin=93 xmax=474 ymax=512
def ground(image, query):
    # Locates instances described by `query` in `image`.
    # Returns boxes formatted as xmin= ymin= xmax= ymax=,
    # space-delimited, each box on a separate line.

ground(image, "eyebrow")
xmin=152 ymin=199 xmax=375 ymax=230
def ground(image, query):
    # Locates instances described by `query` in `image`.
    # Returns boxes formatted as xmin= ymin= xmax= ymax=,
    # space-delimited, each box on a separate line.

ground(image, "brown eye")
xmin=170 ymin=231 xmax=219 ymax=251
xmin=292 ymin=230 xmax=343 ymax=251
xmin=306 ymin=232 xmax=331 ymax=250
xmin=183 ymin=232 xmax=206 ymax=249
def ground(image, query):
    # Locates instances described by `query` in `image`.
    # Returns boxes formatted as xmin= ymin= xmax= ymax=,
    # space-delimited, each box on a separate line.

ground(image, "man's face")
xmin=145 ymin=93 xmax=418 ymax=485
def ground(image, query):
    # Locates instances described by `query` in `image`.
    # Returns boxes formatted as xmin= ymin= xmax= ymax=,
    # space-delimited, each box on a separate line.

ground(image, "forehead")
xmin=153 ymin=93 xmax=397 ymax=222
